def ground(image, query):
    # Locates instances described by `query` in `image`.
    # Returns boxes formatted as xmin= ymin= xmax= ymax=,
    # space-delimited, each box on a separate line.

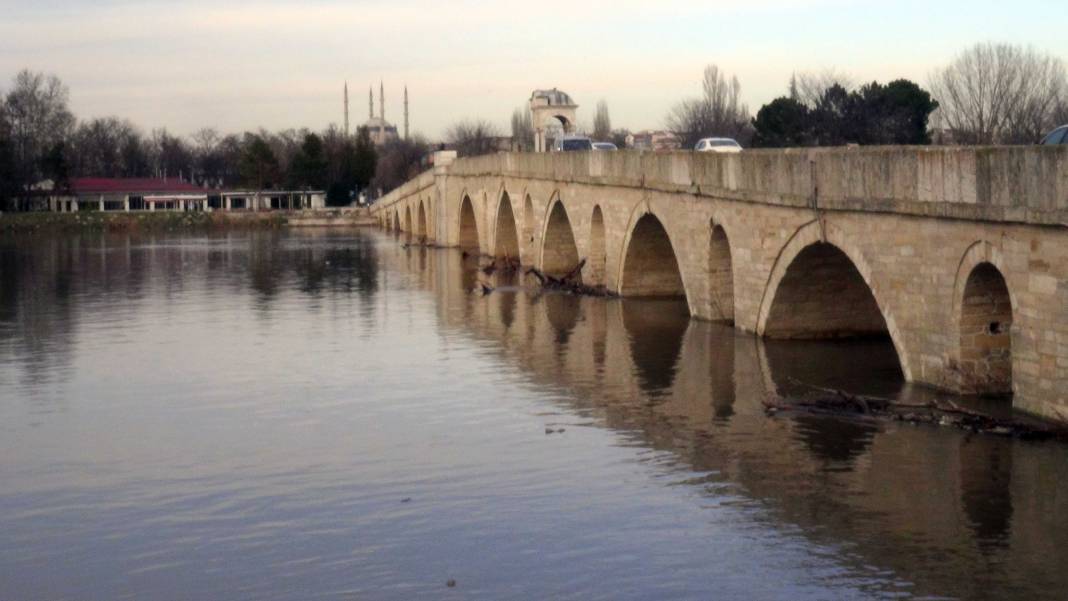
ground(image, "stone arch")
xmin=763 ymin=243 xmax=887 ymax=339
xmin=953 ymin=242 xmax=1015 ymax=395
xmin=708 ymin=221 xmax=734 ymax=324
xmin=539 ymin=195 xmax=581 ymax=279
xmin=523 ymin=194 xmax=535 ymax=243
xmin=757 ymin=220 xmax=908 ymax=378
xmin=586 ymin=205 xmax=606 ymax=287
xmin=425 ymin=197 xmax=435 ymax=240
xmin=618 ymin=209 xmax=686 ymax=299
xmin=403 ymin=205 xmax=412 ymax=233
xmin=493 ymin=190 xmax=520 ymax=259
xmin=417 ymin=199 xmax=428 ymax=239
xmin=458 ymin=194 xmax=480 ymax=251
xmin=392 ymin=210 xmax=400 ymax=232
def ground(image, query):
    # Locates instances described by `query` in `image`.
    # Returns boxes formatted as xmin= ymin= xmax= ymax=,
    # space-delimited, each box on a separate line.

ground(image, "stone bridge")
xmin=370 ymin=146 xmax=1068 ymax=423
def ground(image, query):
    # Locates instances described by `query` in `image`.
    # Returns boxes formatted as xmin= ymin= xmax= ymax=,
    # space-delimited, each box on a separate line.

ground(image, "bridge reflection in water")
xmin=390 ymin=232 xmax=1068 ymax=600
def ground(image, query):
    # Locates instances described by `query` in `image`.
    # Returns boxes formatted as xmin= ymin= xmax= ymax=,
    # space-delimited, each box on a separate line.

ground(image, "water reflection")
xmin=410 ymin=240 xmax=1068 ymax=601
xmin=621 ymin=299 xmax=688 ymax=398
xmin=1 ymin=229 xmax=1066 ymax=601
xmin=960 ymin=436 xmax=1014 ymax=550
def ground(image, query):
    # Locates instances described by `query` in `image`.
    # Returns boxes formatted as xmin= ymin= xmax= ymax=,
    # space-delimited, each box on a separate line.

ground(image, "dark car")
xmin=1040 ymin=125 xmax=1068 ymax=145
xmin=553 ymin=136 xmax=593 ymax=152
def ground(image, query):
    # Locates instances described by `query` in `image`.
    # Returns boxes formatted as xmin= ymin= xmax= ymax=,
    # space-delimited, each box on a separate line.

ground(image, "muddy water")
xmin=0 ymin=229 xmax=1065 ymax=600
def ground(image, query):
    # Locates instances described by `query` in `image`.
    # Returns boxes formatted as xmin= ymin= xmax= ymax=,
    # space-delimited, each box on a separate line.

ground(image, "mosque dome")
xmin=530 ymin=88 xmax=576 ymax=107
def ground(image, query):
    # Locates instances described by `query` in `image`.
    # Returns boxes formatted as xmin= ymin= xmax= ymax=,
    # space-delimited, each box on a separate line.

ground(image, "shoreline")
xmin=0 ymin=209 xmax=377 ymax=233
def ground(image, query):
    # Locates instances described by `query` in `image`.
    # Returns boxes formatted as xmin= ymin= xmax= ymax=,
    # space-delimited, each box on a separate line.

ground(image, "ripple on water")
xmin=0 ymin=230 xmax=1066 ymax=601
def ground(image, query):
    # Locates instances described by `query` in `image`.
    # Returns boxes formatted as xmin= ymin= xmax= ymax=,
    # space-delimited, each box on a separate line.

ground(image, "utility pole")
xmin=404 ymin=85 xmax=409 ymax=140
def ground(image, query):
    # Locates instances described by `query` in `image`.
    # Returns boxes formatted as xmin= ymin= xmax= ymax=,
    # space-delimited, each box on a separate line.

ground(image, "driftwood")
xmin=401 ymin=239 xmax=443 ymax=250
xmin=470 ymin=257 xmax=616 ymax=298
xmin=481 ymin=256 xmax=521 ymax=277
xmin=764 ymin=380 xmax=1067 ymax=442
xmin=524 ymin=259 xmax=616 ymax=297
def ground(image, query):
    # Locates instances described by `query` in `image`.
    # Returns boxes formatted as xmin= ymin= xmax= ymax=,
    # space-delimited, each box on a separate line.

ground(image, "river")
xmin=1 ymin=229 xmax=1065 ymax=600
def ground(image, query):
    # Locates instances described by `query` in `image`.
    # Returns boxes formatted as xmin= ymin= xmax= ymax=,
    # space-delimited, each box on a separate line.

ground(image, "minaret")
xmin=404 ymin=85 xmax=409 ymax=140
xmin=343 ymin=81 xmax=349 ymax=136
xmin=379 ymin=80 xmax=385 ymax=121
xmin=368 ymin=87 xmax=373 ymax=120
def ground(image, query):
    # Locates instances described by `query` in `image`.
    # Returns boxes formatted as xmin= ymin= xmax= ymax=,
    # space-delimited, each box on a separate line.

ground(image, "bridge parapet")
xmin=376 ymin=146 xmax=1068 ymax=225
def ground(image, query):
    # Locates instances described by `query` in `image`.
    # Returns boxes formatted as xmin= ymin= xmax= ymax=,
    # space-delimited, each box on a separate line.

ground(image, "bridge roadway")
xmin=370 ymin=146 xmax=1068 ymax=423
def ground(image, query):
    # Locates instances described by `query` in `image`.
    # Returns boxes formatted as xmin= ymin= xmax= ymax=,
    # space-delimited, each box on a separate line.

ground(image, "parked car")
xmin=592 ymin=142 xmax=618 ymax=151
xmin=694 ymin=137 xmax=743 ymax=153
xmin=1040 ymin=125 xmax=1068 ymax=145
xmin=553 ymin=136 xmax=593 ymax=152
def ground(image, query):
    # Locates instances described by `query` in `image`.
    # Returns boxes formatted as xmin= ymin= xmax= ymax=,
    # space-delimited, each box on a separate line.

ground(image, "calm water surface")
xmin=0 ymin=229 xmax=1065 ymax=600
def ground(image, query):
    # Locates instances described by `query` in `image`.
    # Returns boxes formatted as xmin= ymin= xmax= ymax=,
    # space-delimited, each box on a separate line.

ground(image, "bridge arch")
xmin=952 ymin=241 xmax=1016 ymax=395
xmin=586 ymin=205 xmax=606 ymax=287
xmin=392 ymin=209 xmax=400 ymax=232
xmin=417 ymin=199 xmax=428 ymax=239
xmin=708 ymin=220 xmax=735 ymax=324
xmin=403 ymin=205 xmax=412 ymax=233
xmin=458 ymin=193 xmax=480 ymax=252
xmin=493 ymin=190 xmax=520 ymax=259
xmin=757 ymin=220 xmax=909 ymax=378
xmin=618 ymin=207 xmax=687 ymax=300
xmin=539 ymin=194 xmax=581 ymax=279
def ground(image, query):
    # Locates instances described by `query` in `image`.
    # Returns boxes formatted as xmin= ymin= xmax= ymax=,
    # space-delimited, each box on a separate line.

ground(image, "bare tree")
xmin=929 ymin=42 xmax=1068 ymax=144
xmin=373 ymin=135 xmax=429 ymax=193
xmin=593 ymin=100 xmax=611 ymax=141
xmin=1055 ymin=101 xmax=1068 ymax=126
xmin=71 ymin=117 xmax=141 ymax=177
xmin=666 ymin=65 xmax=752 ymax=148
xmin=447 ymin=119 xmax=501 ymax=157
xmin=191 ymin=127 xmax=224 ymax=185
xmin=789 ymin=69 xmax=855 ymax=108
xmin=510 ymin=108 xmax=534 ymax=151
xmin=3 ymin=70 xmax=75 ymax=193
xmin=150 ymin=128 xmax=194 ymax=181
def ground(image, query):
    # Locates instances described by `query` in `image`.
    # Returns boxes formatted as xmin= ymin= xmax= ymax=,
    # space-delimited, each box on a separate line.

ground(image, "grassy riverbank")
xmin=0 ymin=210 xmax=373 ymax=233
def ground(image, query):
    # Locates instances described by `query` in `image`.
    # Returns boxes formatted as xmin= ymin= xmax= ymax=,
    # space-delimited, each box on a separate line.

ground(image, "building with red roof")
xmin=46 ymin=178 xmax=325 ymax=213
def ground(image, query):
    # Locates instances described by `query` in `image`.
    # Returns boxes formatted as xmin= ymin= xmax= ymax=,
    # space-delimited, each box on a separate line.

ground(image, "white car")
xmin=592 ymin=142 xmax=618 ymax=151
xmin=694 ymin=138 xmax=743 ymax=153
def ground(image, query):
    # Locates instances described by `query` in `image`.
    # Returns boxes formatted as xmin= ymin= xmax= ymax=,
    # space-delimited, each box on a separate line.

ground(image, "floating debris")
xmin=764 ymin=381 xmax=1067 ymax=442
xmin=525 ymin=259 xmax=615 ymax=297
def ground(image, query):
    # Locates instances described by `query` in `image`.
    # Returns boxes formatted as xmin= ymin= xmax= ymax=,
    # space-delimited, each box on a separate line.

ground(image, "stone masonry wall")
xmin=372 ymin=147 xmax=1068 ymax=423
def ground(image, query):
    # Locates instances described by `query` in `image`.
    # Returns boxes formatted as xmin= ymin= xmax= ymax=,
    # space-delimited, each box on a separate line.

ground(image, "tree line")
xmin=668 ymin=42 xmax=1067 ymax=149
xmin=0 ymin=70 xmax=436 ymax=210
xmin=4 ymin=41 xmax=1065 ymax=208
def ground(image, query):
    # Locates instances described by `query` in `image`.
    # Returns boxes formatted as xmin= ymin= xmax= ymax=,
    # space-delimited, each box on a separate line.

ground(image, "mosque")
xmin=346 ymin=81 xmax=407 ymax=146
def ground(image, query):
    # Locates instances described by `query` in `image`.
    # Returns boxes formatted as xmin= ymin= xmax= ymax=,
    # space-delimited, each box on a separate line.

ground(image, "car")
xmin=592 ymin=142 xmax=618 ymax=151
xmin=553 ymin=136 xmax=593 ymax=152
xmin=1040 ymin=125 xmax=1068 ymax=145
xmin=694 ymin=137 xmax=743 ymax=153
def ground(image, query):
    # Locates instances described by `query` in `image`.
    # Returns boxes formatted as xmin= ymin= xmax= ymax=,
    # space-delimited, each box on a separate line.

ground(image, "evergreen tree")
xmin=593 ymin=100 xmax=611 ymax=141
xmin=40 ymin=141 xmax=70 ymax=188
xmin=352 ymin=126 xmax=377 ymax=189
xmin=751 ymin=98 xmax=812 ymax=147
xmin=239 ymin=134 xmax=279 ymax=189
xmin=289 ymin=132 xmax=328 ymax=189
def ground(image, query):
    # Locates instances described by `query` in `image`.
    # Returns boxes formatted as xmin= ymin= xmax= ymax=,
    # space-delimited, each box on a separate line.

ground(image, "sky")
xmin=2 ymin=0 xmax=1066 ymax=139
